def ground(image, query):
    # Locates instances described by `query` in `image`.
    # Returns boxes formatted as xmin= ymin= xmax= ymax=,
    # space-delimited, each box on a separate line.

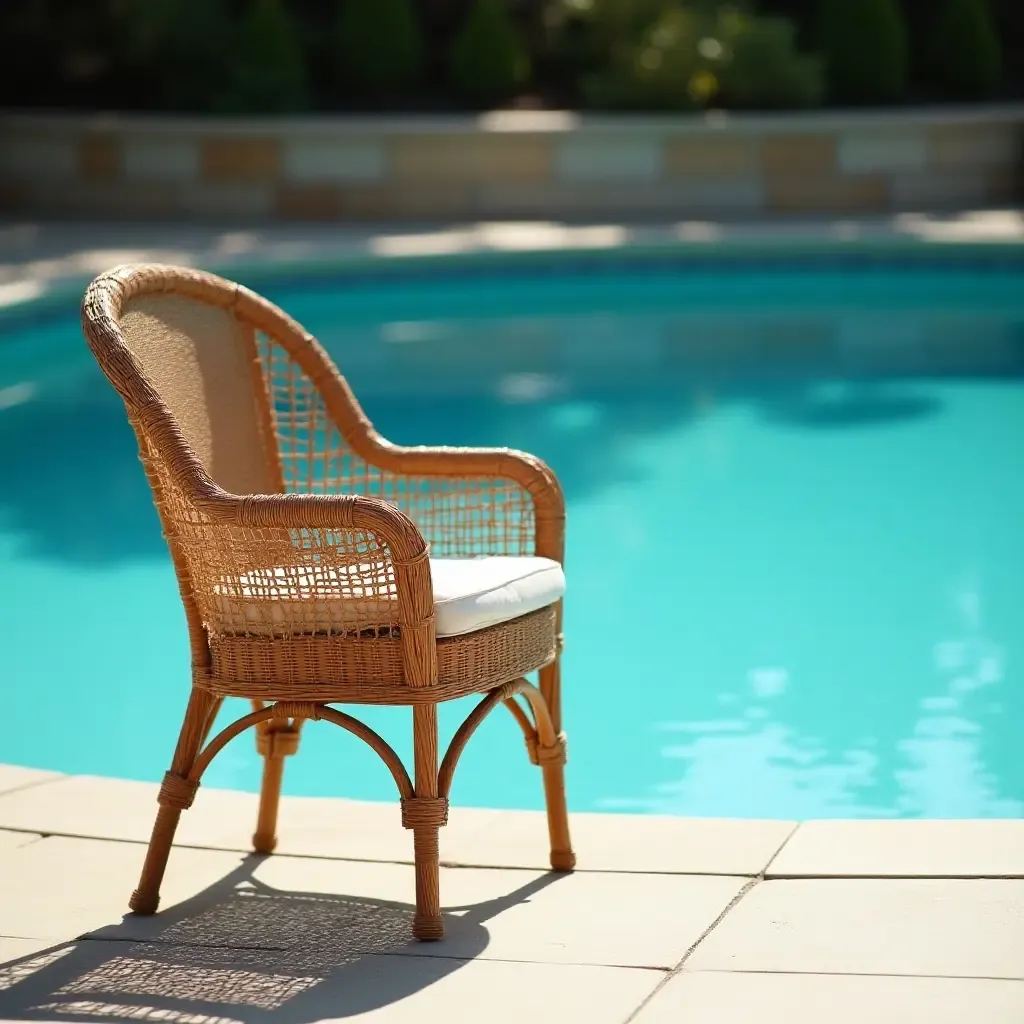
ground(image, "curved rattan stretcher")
xmin=80 ymin=264 xmax=575 ymax=941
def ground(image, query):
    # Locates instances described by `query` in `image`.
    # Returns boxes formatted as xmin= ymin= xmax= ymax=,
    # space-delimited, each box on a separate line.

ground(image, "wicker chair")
xmin=81 ymin=264 xmax=574 ymax=941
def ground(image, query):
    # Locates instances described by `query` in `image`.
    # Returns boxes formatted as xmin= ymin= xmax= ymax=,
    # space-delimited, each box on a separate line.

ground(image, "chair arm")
xmin=368 ymin=439 xmax=566 ymax=563
xmin=197 ymin=491 xmax=437 ymax=685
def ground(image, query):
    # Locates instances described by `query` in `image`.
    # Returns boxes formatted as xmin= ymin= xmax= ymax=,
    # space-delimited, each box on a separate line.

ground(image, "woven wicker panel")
xmin=205 ymin=605 xmax=558 ymax=702
xmin=255 ymin=332 xmax=538 ymax=557
xmin=138 ymin=428 xmax=403 ymax=639
xmin=120 ymin=295 xmax=278 ymax=496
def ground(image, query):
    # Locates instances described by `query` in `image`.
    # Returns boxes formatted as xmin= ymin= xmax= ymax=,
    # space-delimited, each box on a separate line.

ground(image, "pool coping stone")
xmin=1 ymin=765 xmax=1023 ymax=1024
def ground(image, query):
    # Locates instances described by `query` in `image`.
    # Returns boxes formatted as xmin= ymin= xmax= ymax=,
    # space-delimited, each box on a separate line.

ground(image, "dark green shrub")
xmin=581 ymin=0 xmax=676 ymax=46
xmin=818 ymin=0 xmax=908 ymax=104
xmin=219 ymin=0 xmax=309 ymax=113
xmin=930 ymin=0 xmax=1002 ymax=99
xmin=581 ymin=5 xmax=706 ymax=110
xmin=336 ymin=0 xmax=424 ymax=99
xmin=119 ymin=0 xmax=233 ymax=111
xmin=449 ymin=0 xmax=530 ymax=106
xmin=720 ymin=15 xmax=824 ymax=108
xmin=581 ymin=4 xmax=824 ymax=112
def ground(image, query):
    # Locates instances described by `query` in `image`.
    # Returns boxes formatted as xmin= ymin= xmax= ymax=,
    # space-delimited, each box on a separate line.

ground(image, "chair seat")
xmin=211 ymin=556 xmax=565 ymax=639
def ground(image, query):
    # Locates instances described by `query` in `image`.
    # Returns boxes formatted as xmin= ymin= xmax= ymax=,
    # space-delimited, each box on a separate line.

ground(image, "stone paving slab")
xmin=768 ymin=819 xmax=1024 ymax=878
xmin=0 ymin=836 xmax=242 ymax=941
xmin=0 ymin=937 xmax=54 ymax=964
xmin=0 ymin=765 xmax=63 ymax=798
xmin=0 ymin=936 xmax=664 ymax=1024
xmin=0 ymin=831 xmax=40 ymax=853
xmin=0 ymin=774 xmax=496 ymax=865
xmin=448 ymin=807 xmax=795 ymax=875
xmin=3 ymin=767 xmax=1024 ymax=1023
xmin=0 ymin=937 xmax=76 ymax=998
xmin=0 ymin=773 xmax=793 ymax=875
xmin=78 ymin=844 xmax=748 ymax=970
xmin=685 ymin=877 xmax=1024 ymax=979
xmin=632 ymin=971 xmax=1024 ymax=1024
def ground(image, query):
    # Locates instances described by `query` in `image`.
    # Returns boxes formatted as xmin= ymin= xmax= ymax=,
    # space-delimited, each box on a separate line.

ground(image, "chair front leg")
xmin=405 ymin=702 xmax=447 ymax=941
xmin=130 ymin=687 xmax=220 ymax=914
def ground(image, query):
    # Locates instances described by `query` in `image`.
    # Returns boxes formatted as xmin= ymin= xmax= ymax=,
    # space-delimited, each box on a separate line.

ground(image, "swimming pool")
xmin=2 ymin=256 xmax=1024 ymax=819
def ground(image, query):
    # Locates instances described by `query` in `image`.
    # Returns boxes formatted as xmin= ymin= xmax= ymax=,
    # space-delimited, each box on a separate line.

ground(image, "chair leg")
xmin=538 ymin=659 xmax=576 ymax=872
xmin=408 ymin=703 xmax=445 ymax=941
xmin=252 ymin=711 xmax=301 ymax=854
xmin=130 ymin=688 xmax=219 ymax=915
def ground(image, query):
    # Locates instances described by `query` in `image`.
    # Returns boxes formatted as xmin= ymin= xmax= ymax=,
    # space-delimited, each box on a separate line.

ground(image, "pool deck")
xmin=2 ymin=209 xmax=1024 ymax=310
xmin=1 ymin=762 xmax=1023 ymax=1023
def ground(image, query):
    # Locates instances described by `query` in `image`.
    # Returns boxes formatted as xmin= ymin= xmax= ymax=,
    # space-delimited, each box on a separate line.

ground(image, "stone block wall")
xmin=1 ymin=107 xmax=1021 ymax=222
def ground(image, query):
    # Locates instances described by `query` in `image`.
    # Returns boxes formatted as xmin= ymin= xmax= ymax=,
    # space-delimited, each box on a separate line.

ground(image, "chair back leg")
xmin=539 ymin=659 xmax=576 ymax=872
xmin=252 ymin=708 xmax=302 ymax=853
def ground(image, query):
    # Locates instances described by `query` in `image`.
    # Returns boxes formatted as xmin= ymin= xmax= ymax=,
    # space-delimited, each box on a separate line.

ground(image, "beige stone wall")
xmin=1 ymin=108 xmax=1021 ymax=222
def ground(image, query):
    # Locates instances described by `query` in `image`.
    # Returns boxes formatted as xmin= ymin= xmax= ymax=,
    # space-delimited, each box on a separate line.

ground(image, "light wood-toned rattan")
xmin=81 ymin=264 xmax=575 ymax=942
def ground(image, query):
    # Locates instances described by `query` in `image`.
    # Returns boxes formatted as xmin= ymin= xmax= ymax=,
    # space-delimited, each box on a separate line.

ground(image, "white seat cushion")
xmin=210 ymin=556 xmax=564 ymax=639
xmin=430 ymin=557 xmax=564 ymax=636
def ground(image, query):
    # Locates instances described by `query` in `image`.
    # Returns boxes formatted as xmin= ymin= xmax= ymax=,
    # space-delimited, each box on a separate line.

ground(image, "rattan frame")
xmin=81 ymin=264 xmax=574 ymax=942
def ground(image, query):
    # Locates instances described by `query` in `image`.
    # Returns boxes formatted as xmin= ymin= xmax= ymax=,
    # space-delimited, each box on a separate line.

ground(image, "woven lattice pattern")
xmin=143 ymin=431 xmax=402 ymax=641
xmin=255 ymin=332 xmax=537 ymax=558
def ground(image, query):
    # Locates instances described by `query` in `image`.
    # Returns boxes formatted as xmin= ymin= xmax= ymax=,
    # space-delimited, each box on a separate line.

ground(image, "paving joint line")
xmin=761 ymin=820 xmax=803 ymax=876
xmin=697 ymin=967 xmax=1024 ymax=983
xmin=0 ymin=825 xmax=762 ymax=876
xmin=74 ymin=934 xmax=670 ymax=971
xmin=621 ymin=875 xmax=762 ymax=1023
xmin=0 ymin=775 xmax=69 ymax=801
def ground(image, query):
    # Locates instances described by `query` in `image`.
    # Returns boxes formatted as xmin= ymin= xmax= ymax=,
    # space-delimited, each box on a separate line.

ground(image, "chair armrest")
xmin=209 ymin=491 xmax=426 ymax=553
xmin=368 ymin=439 xmax=566 ymax=563
xmin=197 ymin=491 xmax=437 ymax=685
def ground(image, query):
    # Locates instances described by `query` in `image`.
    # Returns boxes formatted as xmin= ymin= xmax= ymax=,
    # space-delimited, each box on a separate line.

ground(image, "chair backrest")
xmin=82 ymin=265 xmax=389 ymax=658
xmin=117 ymin=289 xmax=280 ymax=496
xmin=82 ymin=264 xmax=372 ymax=500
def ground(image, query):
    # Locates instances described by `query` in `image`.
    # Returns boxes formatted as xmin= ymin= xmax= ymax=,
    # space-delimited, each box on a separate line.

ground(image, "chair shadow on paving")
xmin=0 ymin=854 xmax=567 ymax=1023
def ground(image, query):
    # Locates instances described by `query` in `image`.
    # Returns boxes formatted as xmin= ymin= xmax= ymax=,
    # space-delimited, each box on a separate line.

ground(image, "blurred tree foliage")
xmin=336 ymin=0 xmax=425 ymax=101
xmin=450 ymin=0 xmax=531 ymax=105
xmin=928 ymin=0 xmax=1002 ymax=100
xmin=0 ymin=0 xmax=1017 ymax=112
xmin=117 ymin=0 xmax=232 ymax=111
xmin=575 ymin=1 xmax=823 ymax=110
xmin=817 ymin=0 xmax=909 ymax=104
xmin=723 ymin=14 xmax=824 ymax=108
xmin=219 ymin=0 xmax=309 ymax=113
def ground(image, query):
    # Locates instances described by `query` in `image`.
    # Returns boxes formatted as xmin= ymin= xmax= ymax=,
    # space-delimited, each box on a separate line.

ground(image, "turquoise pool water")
xmin=2 ymin=260 xmax=1024 ymax=819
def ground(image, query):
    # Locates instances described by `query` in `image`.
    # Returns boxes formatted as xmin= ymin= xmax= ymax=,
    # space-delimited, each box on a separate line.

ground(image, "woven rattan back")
xmin=81 ymin=265 xmax=393 ymax=660
xmin=119 ymin=291 xmax=280 ymax=496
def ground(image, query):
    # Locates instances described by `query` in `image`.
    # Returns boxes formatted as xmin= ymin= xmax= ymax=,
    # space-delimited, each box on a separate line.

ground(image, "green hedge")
xmin=930 ymin=0 xmax=1002 ymax=99
xmin=450 ymin=0 xmax=530 ymax=105
xmin=336 ymin=0 xmax=424 ymax=100
xmin=818 ymin=0 xmax=909 ymax=104
xmin=0 ymin=0 xmax=1015 ymax=113
xmin=220 ymin=0 xmax=309 ymax=113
